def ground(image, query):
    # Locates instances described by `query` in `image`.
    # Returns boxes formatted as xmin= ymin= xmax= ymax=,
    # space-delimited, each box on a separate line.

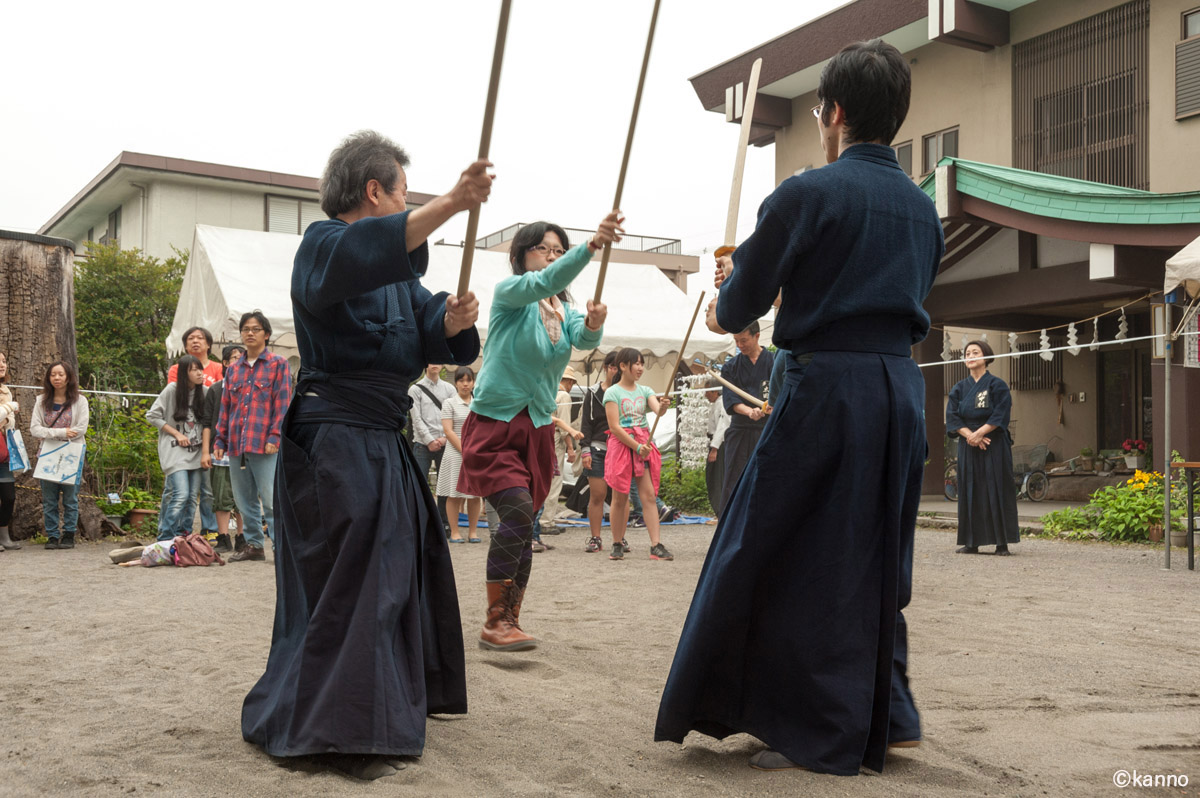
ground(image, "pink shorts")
xmin=603 ymin=427 xmax=661 ymax=495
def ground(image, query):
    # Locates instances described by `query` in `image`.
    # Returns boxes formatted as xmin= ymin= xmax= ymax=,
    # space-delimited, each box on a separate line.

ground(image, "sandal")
xmin=449 ymin=537 xmax=467 ymax=544
xmin=468 ymin=536 xmax=482 ymax=543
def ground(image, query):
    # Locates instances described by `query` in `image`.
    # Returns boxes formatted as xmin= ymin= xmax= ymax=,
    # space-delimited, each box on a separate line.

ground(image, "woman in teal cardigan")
xmin=459 ymin=211 xmax=621 ymax=651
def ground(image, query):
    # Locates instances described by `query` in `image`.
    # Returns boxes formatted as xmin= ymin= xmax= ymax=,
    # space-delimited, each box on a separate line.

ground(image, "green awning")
xmin=919 ymin=159 xmax=1200 ymax=226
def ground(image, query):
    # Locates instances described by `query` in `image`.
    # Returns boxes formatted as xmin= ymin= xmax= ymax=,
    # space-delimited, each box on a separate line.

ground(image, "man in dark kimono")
xmin=240 ymin=130 xmax=490 ymax=780
xmin=655 ymin=40 xmax=944 ymax=775
xmin=718 ymin=321 xmax=773 ymax=516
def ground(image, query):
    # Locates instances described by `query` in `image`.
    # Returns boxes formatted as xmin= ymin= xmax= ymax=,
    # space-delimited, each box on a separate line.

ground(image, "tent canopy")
xmin=169 ymin=225 xmax=735 ymax=386
xmin=1165 ymin=235 xmax=1200 ymax=300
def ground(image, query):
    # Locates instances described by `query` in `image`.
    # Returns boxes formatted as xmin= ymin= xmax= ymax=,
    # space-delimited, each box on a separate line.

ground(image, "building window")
xmin=894 ymin=141 xmax=913 ymax=175
xmin=1013 ymin=0 xmax=1149 ymax=188
xmin=266 ymin=195 xmax=325 ymax=235
xmin=1011 ymin=339 xmax=1064 ymax=391
xmin=922 ymin=128 xmax=958 ymax=175
xmin=100 ymin=208 xmax=121 ymax=246
xmin=1179 ymin=8 xmax=1200 ymax=119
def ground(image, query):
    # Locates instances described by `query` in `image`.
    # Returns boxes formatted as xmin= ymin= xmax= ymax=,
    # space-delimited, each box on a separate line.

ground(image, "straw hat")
xmin=561 ymin=366 xmax=581 ymax=384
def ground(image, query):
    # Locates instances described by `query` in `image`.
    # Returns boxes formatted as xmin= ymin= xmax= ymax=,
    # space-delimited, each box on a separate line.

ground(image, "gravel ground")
xmin=1 ymin=523 xmax=1198 ymax=797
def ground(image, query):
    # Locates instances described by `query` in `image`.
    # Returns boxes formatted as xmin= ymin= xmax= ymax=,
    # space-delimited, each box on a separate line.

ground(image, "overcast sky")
xmin=1 ymin=0 xmax=841 ymax=280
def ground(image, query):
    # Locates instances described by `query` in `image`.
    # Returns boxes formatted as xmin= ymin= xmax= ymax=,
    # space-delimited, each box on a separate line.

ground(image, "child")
xmin=603 ymin=347 xmax=672 ymax=561
xmin=146 ymin=355 xmax=207 ymax=542
xmin=438 ymin=366 xmax=482 ymax=544
xmin=30 ymin=361 xmax=89 ymax=549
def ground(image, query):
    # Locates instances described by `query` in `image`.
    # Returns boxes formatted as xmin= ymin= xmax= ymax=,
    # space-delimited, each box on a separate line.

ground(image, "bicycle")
xmin=942 ymin=441 xmax=1049 ymax=502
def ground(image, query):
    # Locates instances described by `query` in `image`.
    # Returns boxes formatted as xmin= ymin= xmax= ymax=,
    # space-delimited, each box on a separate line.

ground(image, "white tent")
xmin=1165 ymin=235 xmax=1200 ymax=299
xmin=169 ymin=224 xmax=735 ymax=389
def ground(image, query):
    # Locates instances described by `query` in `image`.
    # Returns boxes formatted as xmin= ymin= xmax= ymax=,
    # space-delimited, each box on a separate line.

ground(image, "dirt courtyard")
xmin=1 ymin=524 xmax=1198 ymax=797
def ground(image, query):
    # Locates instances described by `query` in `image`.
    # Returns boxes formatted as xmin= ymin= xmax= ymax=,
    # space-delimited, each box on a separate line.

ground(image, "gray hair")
xmin=319 ymin=130 xmax=410 ymax=218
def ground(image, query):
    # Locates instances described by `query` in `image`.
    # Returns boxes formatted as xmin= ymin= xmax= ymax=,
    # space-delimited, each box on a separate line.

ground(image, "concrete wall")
xmin=771 ymin=0 xmax=1200 ymax=194
xmin=143 ymin=182 xmax=267 ymax=261
xmin=938 ymin=326 xmax=1099 ymax=463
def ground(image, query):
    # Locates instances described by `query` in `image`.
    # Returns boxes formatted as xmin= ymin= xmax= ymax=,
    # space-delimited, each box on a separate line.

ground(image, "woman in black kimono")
xmin=945 ymin=340 xmax=1019 ymax=554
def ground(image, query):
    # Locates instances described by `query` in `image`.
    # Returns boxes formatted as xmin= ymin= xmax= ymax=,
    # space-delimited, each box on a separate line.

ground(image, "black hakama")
xmin=655 ymin=347 xmax=925 ymax=775
xmin=946 ymin=372 xmax=1019 ymax=548
xmin=241 ymin=374 xmax=467 ymax=757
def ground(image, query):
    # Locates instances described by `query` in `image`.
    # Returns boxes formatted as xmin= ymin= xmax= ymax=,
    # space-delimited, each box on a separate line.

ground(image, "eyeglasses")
xmin=529 ymin=244 xmax=566 ymax=257
xmin=241 ymin=327 xmax=264 ymax=334
xmin=810 ymin=103 xmax=824 ymax=120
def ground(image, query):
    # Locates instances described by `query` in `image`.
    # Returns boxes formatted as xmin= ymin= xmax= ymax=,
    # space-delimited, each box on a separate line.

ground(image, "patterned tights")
xmin=485 ymin=486 xmax=535 ymax=587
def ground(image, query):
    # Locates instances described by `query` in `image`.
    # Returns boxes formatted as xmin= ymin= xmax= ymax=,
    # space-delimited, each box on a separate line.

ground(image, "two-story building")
xmin=690 ymin=0 xmax=1200 ymax=490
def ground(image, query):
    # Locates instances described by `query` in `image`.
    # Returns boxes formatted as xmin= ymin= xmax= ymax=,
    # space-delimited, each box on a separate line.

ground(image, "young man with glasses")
xmin=657 ymin=39 xmax=944 ymax=776
xmin=212 ymin=311 xmax=292 ymax=562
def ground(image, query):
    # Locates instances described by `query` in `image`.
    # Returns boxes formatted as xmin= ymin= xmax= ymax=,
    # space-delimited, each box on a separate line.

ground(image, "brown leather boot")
xmin=479 ymin=579 xmax=537 ymax=651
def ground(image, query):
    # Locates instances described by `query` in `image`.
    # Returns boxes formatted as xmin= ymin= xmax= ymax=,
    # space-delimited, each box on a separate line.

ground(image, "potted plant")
xmin=122 ymin=487 xmax=159 ymax=532
xmin=97 ymin=496 xmax=134 ymax=527
xmin=1122 ymin=438 xmax=1147 ymax=470
xmin=1079 ymin=446 xmax=1095 ymax=472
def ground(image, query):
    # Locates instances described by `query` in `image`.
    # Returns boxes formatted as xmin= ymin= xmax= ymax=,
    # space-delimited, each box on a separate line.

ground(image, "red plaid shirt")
xmin=213 ymin=349 xmax=292 ymax=456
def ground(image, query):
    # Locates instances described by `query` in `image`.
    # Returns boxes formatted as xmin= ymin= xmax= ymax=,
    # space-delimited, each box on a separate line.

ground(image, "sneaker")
xmin=649 ymin=543 xmax=674 ymax=561
xmin=214 ymin=534 xmax=233 ymax=553
xmin=228 ymin=545 xmax=265 ymax=562
xmin=609 ymin=542 xmax=624 ymax=560
xmin=59 ymin=535 xmax=76 ymax=549
xmin=44 ymin=538 xmax=59 ymax=550
xmin=628 ymin=514 xmax=646 ymax=529
xmin=621 ymin=539 xmax=632 ymax=553
xmin=585 ymin=536 xmax=603 ymax=553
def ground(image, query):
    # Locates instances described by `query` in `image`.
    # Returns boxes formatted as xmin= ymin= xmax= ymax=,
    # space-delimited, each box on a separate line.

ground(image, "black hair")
xmin=614 ymin=347 xmax=644 ymax=379
xmin=320 ymin=130 xmax=410 ymax=218
xmin=965 ymin=339 xmax=995 ymax=366
xmin=239 ymin=311 xmax=272 ymax=343
xmin=221 ymin=344 xmax=247 ymax=364
xmin=817 ymin=39 xmax=911 ymax=145
xmin=181 ymin=326 xmax=214 ymax=351
xmin=602 ymin=350 xmax=619 ymax=370
xmin=41 ymin=361 xmax=79 ymax=407
xmin=173 ymin=355 xmax=205 ymax=423
xmin=453 ymin=365 xmax=475 ymax=383
xmin=508 ymin=221 xmax=573 ymax=304
xmin=737 ymin=320 xmax=761 ymax=337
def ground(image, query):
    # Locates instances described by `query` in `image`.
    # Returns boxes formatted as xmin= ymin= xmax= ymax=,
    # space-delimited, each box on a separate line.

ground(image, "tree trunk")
xmin=1 ymin=231 xmax=87 ymax=539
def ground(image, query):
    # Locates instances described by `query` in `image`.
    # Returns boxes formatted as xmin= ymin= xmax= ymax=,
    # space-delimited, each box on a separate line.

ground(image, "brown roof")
xmin=688 ymin=0 xmax=926 ymax=111
xmin=39 ymin=151 xmax=437 ymax=234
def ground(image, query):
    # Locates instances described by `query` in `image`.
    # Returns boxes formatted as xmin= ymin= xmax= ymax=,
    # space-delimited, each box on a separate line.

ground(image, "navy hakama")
xmin=654 ymin=143 xmax=944 ymax=776
xmin=655 ymin=345 xmax=925 ymax=775
xmin=242 ymin=211 xmax=479 ymax=759
xmin=946 ymin=373 xmax=1019 ymax=548
xmin=242 ymin=376 xmax=467 ymax=757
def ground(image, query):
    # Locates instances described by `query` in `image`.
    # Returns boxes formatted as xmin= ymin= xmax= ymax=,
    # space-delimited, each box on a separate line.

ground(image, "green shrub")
xmin=1040 ymin=506 xmax=1098 ymax=535
xmin=1078 ymin=470 xmax=1185 ymax=542
xmin=658 ymin=459 xmax=713 ymax=515
xmin=87 ymin=397 xmax=162 ymax=497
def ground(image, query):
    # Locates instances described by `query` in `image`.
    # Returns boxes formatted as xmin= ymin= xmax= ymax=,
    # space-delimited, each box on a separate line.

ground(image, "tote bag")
xmin=33 ymin=440 xmax=86 ymax=485
xmin=6 ymin=429 xmax=29 ymax=473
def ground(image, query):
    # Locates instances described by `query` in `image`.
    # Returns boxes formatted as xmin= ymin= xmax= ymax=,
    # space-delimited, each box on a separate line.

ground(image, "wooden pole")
xmin=713 ymin=57 xmax=763 ymax=262
xmin=593 ymin=0 xmax=662 ymax=305
xmin=457 ymin=0 xmax=512 ymax=298
xmin=649 ymin=291 xmax=705 ymax=441
xmin=706 ymin=369 xmax=767 ymax=412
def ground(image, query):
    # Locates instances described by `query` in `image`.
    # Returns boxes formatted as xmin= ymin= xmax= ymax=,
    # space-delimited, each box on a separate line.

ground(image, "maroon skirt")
xmin=457 ymin=409 xmax=556 ymax=509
